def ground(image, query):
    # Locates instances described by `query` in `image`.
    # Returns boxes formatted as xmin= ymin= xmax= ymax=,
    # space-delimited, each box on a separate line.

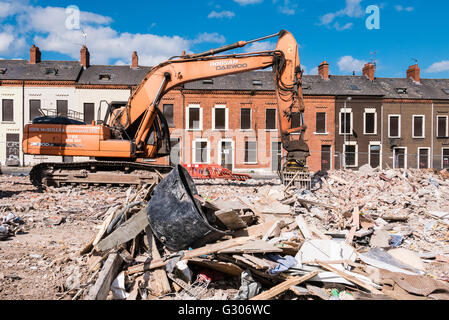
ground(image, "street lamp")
xmin=343 ymin=97 xmax=352 ymax=169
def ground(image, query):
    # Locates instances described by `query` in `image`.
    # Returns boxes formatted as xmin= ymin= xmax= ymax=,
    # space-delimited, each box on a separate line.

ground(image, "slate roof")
xmin=76 ymin=65 xmax=152 ymax=86
xmin=0 ymin=60 xmax=82 ymax=81
xmin=374 ymin=77 xmax=449 ymax=100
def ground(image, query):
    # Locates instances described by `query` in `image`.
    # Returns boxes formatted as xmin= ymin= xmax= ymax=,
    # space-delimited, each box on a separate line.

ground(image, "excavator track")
xmin=29 ymin=161 xmax=174 ymax=188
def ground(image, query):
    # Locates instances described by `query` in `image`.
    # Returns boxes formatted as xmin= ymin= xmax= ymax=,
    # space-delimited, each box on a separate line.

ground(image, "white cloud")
xmin=274 ymin=0 xmax=298 ymax=15
xmin=395 ymin=5 xmax=414 ymax=12
xmin=0 ymin=1 xmax=226 ymax=66
xmin=208 ymin=10 xmax=235 ymax=19
xmin=233 ymin=0 xmax=263 ymax=5
xmin=319 ymin=0 xmax=363 ymax=30
xmin=337 ymin=55 xmax=367 ymax=73
xmin=426 ymin=60 xmax=449 ymax=73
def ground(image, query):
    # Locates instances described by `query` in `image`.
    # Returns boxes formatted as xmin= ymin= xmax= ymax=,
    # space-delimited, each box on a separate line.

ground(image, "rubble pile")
xmin=76 ymin=165 xmax=449 ymax=301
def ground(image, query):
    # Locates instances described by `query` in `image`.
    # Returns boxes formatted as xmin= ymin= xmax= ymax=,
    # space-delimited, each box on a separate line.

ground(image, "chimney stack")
xmin=132 ymin=51 xmax=138 ymax=69
xmin=318 ymin=61 xmax=329 ymax=80
xmin=362 ymin=63 xmax=376 ymax=81
xmin=407 ymin=64 xmax=420 ymax=83
xmin=80 ymin=45 xmax=90 ymax=69
xmin=30 ymin=45 xmax=41 ymax=64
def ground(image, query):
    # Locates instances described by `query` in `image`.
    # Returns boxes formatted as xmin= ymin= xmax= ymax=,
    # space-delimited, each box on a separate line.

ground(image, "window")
xmin=163 ymin=104 xmax=174 ymax=127
xmin=29 ymin=99 xmax=41 ymax=121
xmin=412 ymin=115 xmax=425 ymax=138
xmin=418 ymin=148 xmax=430 ymax=169
xmin=321 ymin=145 xmax=331 ymax=171
xmin=443 ymin=148 xmax=449 ymax=169
xmin=396 ymin=88 xmax=407 ymax=94
xmin=213 ymin=105 xmax=227 ymax=130
xmin=339 ymin=108 xmax=352 ymax=135
xmin=369 ymin=143 xmax=381 ymax=169
xmin=315 ymin=112 xmax=326 ymax=134
xmin=240 ymin=108 xmax=251 ymax=130
xmin=169 ymin=138 xmax=181 ymax=166
xmin=344 ymin=143 xmax=357 ymax=167
xmin=57 ymin=100 xmax=68 ymax=117
xmin=2 ymin=99 xmax=13 ymax=122
xmin=437 ymin=116 xmax=448 ymax=138
xmin=364 ymin=109 xmax=377 ymax=135
xmin=388 ymin=115 xmax=401 ymax=138
xmin=245 ymin=141 xmax=257 ymax=164
xmin=203 ymin=79 xmax=213 ymax=84
xmin=266 ymin=109 xmax=276 ymax=130
xmin=186 ymin=105 xmax=202 ymax=130
xmin=99 ymin=74 xmax=111 ymax=80
xmin=393 ymin=147 xmax=407 ymax=169
xmin=252 ymin=79 xmax=262 ymax=86
xmin=193 ymin=140 xmax=209 ymax=164
xmin=83 ymin=103 xmax=95 ymax=124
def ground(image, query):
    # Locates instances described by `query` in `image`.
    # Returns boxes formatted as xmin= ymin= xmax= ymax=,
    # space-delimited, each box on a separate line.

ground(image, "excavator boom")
xmin=22 ymin=30 xmax=309 ymax=187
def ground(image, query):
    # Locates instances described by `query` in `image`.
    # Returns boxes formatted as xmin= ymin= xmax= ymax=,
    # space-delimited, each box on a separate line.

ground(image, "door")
xmin=321 ymin=145 xmax=331 ymax=171
xmin=6 ymin=134 xmax=20 ymax=166
xmin=271 ymin=142 xmax=282 ymax=172
xmin=220 ymin=141 xmax=233 ymax=170
xmin=394 ymin=148 xmax=406 ymax=169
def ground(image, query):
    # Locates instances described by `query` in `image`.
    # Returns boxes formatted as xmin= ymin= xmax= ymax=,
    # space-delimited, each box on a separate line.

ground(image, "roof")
xmin=0 ymin=60 xmax=82 ymax=81
xmin=303 ymin=75 xmax=384 ymax=96
xmin=374 ymin=77 xmax=449 ymax=100
xmin=76 ymin=65 xmax=152 ymax=86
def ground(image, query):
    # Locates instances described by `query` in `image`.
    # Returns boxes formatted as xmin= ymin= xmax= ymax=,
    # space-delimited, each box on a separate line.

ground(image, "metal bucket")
xmin=146 ymin=164 xmax=226 ymax=251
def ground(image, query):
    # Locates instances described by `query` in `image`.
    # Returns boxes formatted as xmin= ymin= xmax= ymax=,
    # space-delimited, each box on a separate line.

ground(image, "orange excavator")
xmin=23 ymin=30 xmax=310 ymax=187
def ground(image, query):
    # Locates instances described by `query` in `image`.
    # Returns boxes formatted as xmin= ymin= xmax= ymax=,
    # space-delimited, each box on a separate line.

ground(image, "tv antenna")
xmin=370 ymin=51 xmax=377 ymax=66
xmin=81 ymin=29 xmax=87 ymax=46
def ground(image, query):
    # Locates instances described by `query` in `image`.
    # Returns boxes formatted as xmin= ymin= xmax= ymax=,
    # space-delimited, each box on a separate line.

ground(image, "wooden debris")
xmin=215 ymin=209 xmax=247 ymax=230
xmin=85 ymin=253 xmax=123 ymax=300
xmin=250 ymin=271 xmax=319 ymax=300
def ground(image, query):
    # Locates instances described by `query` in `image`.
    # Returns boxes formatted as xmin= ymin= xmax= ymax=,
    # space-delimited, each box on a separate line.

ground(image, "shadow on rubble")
xmin=194 ymin=180 xmax=280 ymax=187
xmin=310 ymin=170 xmax=329 ymax=190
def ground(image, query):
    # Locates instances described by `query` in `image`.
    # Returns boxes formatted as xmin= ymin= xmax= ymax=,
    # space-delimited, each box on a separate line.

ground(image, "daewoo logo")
xmin=210 ymin=59 xmax=248 ymax=71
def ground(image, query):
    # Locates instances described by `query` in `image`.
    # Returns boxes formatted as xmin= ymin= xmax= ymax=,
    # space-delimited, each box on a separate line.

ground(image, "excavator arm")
xmin=110 ymin=30 xmax=309 ymax=160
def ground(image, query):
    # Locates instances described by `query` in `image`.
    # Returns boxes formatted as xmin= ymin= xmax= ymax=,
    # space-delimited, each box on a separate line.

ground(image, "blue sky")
xmin=0 ymin=0 xmax=448 ymax=78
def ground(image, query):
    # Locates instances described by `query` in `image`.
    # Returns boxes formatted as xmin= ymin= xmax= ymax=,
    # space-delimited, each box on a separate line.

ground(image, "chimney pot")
xmin=29 ymin=44 xmax=41 ymax=64
xmin=363 ymin=63 xmax=376 ymax=81
xmin=407 ymin=64 xmax=420 ymax=83
xmin=132 ymin=51 xmax=138 ymax=69
xmin=318 ymin=61 xmax=329 ymax=80
xmin=80 ymin=45 xmax=90 ymax=69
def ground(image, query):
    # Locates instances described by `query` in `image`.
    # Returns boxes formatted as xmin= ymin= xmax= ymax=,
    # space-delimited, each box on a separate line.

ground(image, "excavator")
xmin=22 ymin=30 xmax=310 ymax=188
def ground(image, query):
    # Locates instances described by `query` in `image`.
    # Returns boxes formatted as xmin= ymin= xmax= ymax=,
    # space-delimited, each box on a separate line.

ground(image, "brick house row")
xmin=1 ymin=44 xmax=449 ymax=173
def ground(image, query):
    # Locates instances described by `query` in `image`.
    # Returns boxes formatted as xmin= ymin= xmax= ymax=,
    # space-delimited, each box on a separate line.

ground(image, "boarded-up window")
xmin=413 ymin=115 xmax=424 ymax=138
xmin=214 ymin=107 xmax=226 ymax=130
xmin=194 ymin=141 xmax=208 ymax=163
xmin=57 ymin=100 xmax=68 ymax=117
xmin=291 ymin=112 xmax=302 ymax=129
xmin=29 ymin=99 xmax=41 ymax=121
xmin=389 ymin=115 xmax=400 ymax=137
xmin=418 ymin=148 xmax=429 ymax=169
xmin=365 ymin=112 xmax=376 ymax=134
xmin=437 ymin=116 xmax=448 ymax=137
xmin=2 ymin=99 xmax=13 ymax=122
xmin=245 ymin=141 xmax=257 ymax=163
xmin=266 ymin=109 xmax=276 ymax=129
xmin=163 ymin=104 xmax=174 ymax=127
xmin=321 ymin=145 xmax=331 ymax=171
xmin=169 ymin=138 xmax=180 ymax=166
xmin=316 ymin=112 xmax=326 ymax=133
xmin=370 ymin=145 xmax=381 ymax=168
xmin=83 ymin=103 xmax=95 ymax=124
xmin=188 ymin=107 xmax=200 ymax=129
xmin=340 ymin=112 xmax=351 ymax=134
xmin=241 ymin=108 xmax=251 ymax=130
xmin=6 ymin=134 xmax=20 ymax=166
xmin=344 ymin=144 xmax=356 ymax=167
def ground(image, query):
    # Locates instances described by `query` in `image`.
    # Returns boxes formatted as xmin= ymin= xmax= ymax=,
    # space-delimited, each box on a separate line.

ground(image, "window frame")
xmin=436 ymin=115 xmax=448 ymax=138
xmin=162 ymin=103 xmax=175 ymax=128
xmin=240 ymin=108 xmax=252 ymax=131
xmin=412 ymin=115 xmax=425 ymax=138
xmin=2 ymin=99 xmax=14 ymax=122
xmin=212 ymin=104 xmax=228 ymax=131
xmin=265 ymin=108 xmax=277 ymax=131
xmin=343 ymin=141 xmax=358 ymax=168
xmin=186 ymin=104 xmax=202 ymax=131
xmin=192 ymin=138 xmax=210 ymax=164
xmin=244 ymin=140 xmax=258 ymax=164
xmin=314 ymin=112 xmax=327 ymax=135
xmin=442 ymin=148 xmax=449 ymax=169
xmin=393 ymin=147 xmax=407 ymax=169
xmin=363 ymin=108 xmax=377 ymax=135
xmin=388 ymin=114 xmax=401 ymax=138
xmin=368 ymin=141 xmax=382 ymax=169
xmin=339 ymin=108 xmax=353 ymax=135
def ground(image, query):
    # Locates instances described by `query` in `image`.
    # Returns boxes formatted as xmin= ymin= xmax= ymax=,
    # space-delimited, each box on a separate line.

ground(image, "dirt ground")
xmin=0 ymin=173 xmax=128 ymax=300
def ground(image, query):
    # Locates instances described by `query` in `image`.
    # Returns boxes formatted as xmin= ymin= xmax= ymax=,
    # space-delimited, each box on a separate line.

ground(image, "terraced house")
xmin=1 ymin=45 xmax=449 ymax=174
